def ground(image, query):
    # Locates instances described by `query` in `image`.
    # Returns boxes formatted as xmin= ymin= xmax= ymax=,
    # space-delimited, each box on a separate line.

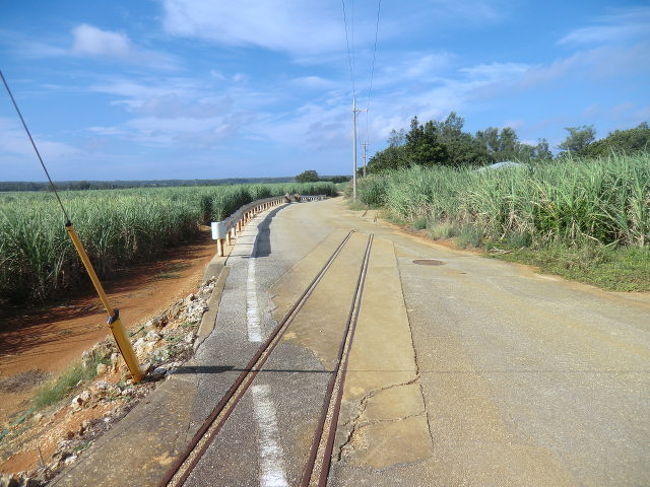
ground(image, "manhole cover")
xmin=413 ymin=259 xmax=445 ymax=266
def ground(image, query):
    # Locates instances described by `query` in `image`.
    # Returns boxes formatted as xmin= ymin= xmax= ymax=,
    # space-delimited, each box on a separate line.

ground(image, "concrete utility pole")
xmin=362 ymin=142 xmax=368 ymax=177
xmin=352 ymin=97 xmax=358 ymax=200
xmin=351 ymin=98 xmax=366 ymax=201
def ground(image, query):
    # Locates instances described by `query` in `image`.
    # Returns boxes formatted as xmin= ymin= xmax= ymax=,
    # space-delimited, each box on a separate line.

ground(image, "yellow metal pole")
xmin=65 ymin=223 xmax=144 ymax=383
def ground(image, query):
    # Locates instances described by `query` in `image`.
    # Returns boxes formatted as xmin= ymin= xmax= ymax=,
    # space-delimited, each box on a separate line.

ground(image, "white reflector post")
xmin=211 ymin=221 xmax=226 ymax=240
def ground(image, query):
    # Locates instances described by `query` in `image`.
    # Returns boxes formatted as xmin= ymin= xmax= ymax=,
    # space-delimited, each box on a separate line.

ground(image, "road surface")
xmin=55 ymin=197 xmax=650 ymax=487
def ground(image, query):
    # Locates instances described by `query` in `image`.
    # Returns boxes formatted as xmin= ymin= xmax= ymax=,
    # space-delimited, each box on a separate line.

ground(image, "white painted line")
xmin=251 ymin=384 xmax=289 ymax=487
xmin=246 ymin=224 xmax=263 ymax=342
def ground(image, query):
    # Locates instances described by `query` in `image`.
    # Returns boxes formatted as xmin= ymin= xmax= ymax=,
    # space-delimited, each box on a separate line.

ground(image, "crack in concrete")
xmin=336 ymin=376 xmax=421 ymax=462
xmin=336 ymin=242 xmax=430 ymax=464
xmin=395 ymin=247 xmax=435 ymax=446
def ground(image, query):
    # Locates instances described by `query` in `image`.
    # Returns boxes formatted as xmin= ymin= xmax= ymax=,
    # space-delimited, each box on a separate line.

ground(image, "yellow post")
xmin=65 ymin=223 xmax=144 ymax=383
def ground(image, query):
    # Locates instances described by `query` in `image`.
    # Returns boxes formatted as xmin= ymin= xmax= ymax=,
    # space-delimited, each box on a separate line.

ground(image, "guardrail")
xmin=299 ymin=194 xmax=327 ymax=202
xmin=210 ymin=194 xmax=328 ymax=256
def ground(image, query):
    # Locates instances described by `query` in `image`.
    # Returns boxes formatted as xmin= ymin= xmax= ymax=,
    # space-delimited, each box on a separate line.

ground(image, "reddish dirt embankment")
xmin=0 ymin=228 xmax=216 ymax=426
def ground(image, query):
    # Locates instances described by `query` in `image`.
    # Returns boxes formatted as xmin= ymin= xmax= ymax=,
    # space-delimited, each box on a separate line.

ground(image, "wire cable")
xmin=0 ymin=69 xmax=71 ymax=224
xmin=340 ymin=0 xmax=356 ymax=99
xmin=364 ymin=0 xmax=382 ymax=155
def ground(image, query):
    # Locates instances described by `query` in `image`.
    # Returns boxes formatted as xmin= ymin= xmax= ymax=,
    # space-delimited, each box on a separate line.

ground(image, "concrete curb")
xmin=194 ymin=266 xmax=229 ymax=350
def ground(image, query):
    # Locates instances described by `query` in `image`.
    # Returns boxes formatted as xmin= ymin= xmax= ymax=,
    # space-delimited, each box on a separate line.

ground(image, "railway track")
xmin=159 ymin=230 xmax=375 ymax=487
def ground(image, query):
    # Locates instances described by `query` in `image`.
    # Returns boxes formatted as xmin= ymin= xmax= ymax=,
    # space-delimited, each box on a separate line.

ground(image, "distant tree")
xmin=387 ymin=128 xmax=406 ymax=147
xmin=498 ymin=128 xmax=520 ymax=159
xmin=585 ymin=122 xmax=650 ymax=158
xmin=533 ymin=138 xmax=553 ymax=160
xmin=476 ymin=127 xmax=500 ymax=156
xmin=404 ymin=117 xmax=448 ymax=166
xmin=323 ymin=175 xmax=351 ymax=183
xmin=476 ymin=126 xmax=522 ymax=161
xmin=367 ymin=145 xmax=412 ymax=173
xmin=558 ymin=125 xmax=596 ymax=157
xmin=435 ymin=112 xmax=491 ymax=166
xmin=295 ymin=170 xmax=320 ymax=183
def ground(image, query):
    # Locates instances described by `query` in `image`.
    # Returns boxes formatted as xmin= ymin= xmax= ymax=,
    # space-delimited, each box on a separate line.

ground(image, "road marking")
xmin=251 ymin=384 xmax=289 ymax=487
xmin=247 ymin=229 xmax=263 ymax=342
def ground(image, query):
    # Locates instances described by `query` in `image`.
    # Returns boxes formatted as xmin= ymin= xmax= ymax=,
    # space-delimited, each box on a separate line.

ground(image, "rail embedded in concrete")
xmin=210 ymin=194 xmax=329 ymax=256
xmin=158 ymin=230 xmax=375 ymax=487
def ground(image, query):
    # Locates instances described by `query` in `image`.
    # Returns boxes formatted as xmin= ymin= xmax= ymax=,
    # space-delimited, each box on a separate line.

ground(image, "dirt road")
xmin=55 ymin=197 xmax=650 ymax=487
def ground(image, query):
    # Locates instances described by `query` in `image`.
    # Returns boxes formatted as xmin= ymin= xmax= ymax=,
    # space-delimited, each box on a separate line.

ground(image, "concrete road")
xmin=55 ymin=197 xmax=650 ymax=487
xmin=184 ymin=197 xmax=650 ymax=487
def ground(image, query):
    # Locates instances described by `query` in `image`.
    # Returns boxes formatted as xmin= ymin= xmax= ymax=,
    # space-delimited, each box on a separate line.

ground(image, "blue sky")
xmin=0 ymin=0 xmax=649 ymax=181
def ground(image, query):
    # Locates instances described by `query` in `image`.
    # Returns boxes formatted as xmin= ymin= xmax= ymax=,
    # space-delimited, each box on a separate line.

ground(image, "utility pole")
xmin=351 ymin=98 xmax=366 ymax=201
xmin=362 ymin=142 xmax=368 ymax=177
xmin=352 ymin=97 xmax=358 ymax=200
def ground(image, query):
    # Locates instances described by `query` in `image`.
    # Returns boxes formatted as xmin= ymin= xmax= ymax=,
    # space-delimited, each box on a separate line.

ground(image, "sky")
xmin=0 ymin=0 xmax=649 ymax=181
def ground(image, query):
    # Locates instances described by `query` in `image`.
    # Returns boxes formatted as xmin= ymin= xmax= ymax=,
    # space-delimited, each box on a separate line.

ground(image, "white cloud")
xmin=429 ymin=0 xmax=506 ymax=23
xmin=0 ymin=117 xmax=81 ymax=161
xmin=83 ymin=76 xmax=266 ymax=148
xmin=559 ymin=7 xmax=650 ymax=45
xmin=70 ymin=24 xmax=180 ymax=69
xmin=519 ymin=42 xmax=650 ymax=87
xmin=72 ymin=24 xmax=131 ymax=57
xmin=460 ymin=62 xmax=529 ymax=83
xmin=161 ymin=0 xmax=351 ymax=55
xmin=291 ymin=76 xmax=337 ymax=90
xmin=0 ymin=25 xmax=179 ymax=69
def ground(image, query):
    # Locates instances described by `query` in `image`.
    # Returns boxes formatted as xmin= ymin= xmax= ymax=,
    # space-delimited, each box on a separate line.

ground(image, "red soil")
xmin=0 ymin=228 xmax=216 ymax=426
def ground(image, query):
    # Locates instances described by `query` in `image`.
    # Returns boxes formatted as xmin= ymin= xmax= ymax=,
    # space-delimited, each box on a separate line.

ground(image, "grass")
xmin=493 ymin=244 xmax=650 ymax=292
xmin=155 ymin=272 xmax=181 ymax=280
xmin=0 ymin=181 xmax=337 ymax=305
xmin=32 ymin=352 xmax=108 ymax=409
xmin=357 ymin=153 xmax=650 ymax=291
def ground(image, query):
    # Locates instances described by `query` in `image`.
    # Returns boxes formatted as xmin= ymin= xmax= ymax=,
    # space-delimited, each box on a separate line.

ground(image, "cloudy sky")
xmin=1 ymin=0 xmax=649 ymax=181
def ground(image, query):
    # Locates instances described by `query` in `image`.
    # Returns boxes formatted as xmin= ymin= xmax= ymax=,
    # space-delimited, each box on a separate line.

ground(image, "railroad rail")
xmin=159 ymin=230 xmax=374 ymax=487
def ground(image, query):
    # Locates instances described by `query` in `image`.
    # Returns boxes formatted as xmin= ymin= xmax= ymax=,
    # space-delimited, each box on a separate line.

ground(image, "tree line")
xmin=366 ymin=112 xmax=650 ymax=174
xmin=294 ymin=170 xmax=350 ymax=184
xmin=0 ymin=177 xmax=296 ymax=193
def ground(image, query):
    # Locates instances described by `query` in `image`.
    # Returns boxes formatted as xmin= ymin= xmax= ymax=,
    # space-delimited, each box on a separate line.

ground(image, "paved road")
xmin=56 ymin=197 xmax=650 ymax=486
xmin=186 ymin=197 xmax=650 ymax=486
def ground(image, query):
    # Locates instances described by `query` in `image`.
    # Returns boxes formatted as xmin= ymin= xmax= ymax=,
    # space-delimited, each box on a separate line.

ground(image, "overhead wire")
xmin=364 ymin=0 xmax=382 ymax=159
xmin=0 ymin=68 xmax=145 ymax=381
xmin=0 ymin=69 xmax=71 ymax=224
xmin=340 ymin=0 xmax=356 ymax=100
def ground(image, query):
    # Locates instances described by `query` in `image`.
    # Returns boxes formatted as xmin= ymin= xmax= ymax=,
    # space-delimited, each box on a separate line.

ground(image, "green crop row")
xmin=357 ymin=153 xmax=650 ymax=249
xmin=0 ymin=182 xmax=337 ymax=304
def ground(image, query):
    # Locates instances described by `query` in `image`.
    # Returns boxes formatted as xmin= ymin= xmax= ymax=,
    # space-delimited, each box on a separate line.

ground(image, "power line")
xmin=0 ymin=69 xmax=71 ymax=223
xmin=364 ymin=0 xmax=382 ymax=157
xmin=340 ymin=0 xmax=356 ymax=99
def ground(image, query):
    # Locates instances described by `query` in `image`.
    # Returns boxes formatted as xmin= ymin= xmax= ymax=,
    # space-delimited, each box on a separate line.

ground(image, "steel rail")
xmin=300 ymin=234 xmax=374 ymax=487
xmin=159 ymin=230 xmax=355 ymax=487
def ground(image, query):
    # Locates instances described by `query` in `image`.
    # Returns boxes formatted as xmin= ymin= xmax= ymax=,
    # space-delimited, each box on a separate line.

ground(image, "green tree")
xmin=558 ymin=125 xmax=596 ymax=156
xmin=405 ymin=117 xmax=448 ymax=166
xmin=476 ymin=127 xmax=500 ymax=156
xmin=295 ymin=170 xmax=319 ymax=183
xmin=585 ymin=122 xmax=650 ymax=158
xmin=387 ymin=128 xmax=406 ymax=147
xmin=476 ymin=126 xmax=523 ymax=161
xmin=436 ymin=112 xmax=490 ymax=166
xmin=367 ymin=145 xmax=411 ymax=173
xmin=533 ymin=138 xmax=553 ymax=160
